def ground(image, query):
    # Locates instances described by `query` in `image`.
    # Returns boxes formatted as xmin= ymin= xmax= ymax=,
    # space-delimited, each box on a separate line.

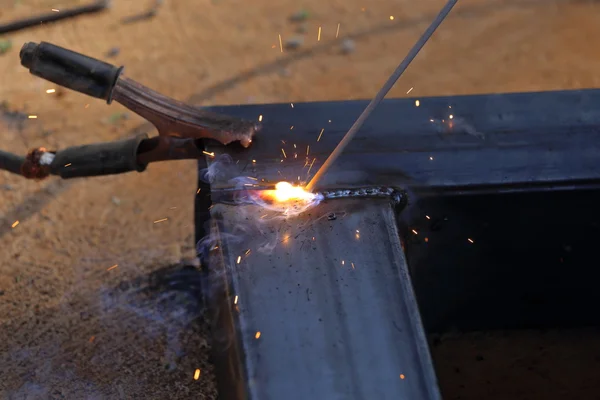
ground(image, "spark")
xmin=390 ymin=16 xmax=395 ymax=20
xmin=307 ymin=158 xmax=316 ymax=175
xmin=400 ymin=374 xmax=405 ymax=380
xmin=293 ymin=144 xmax=297 ymax=149
xmin=306 ymin=145 xmax=310 ymax=155
xmin=194 ymin=369 xmax=201 ymax=380
xmin=290 ymin=126 xmax=294 ymax=130
xmin=197 ymin=188 xmax=201 ymax=194
xmin=355 ymin=232 xmax=360 ymax=239
xmin=415 ymin=100 xmax=420 ymax=107
xmin=258 ymin=114 xmax=263 ymax=122
xmin=336 ymin=23 xmax=340 ymax=38
xmin=425 ymin=237 xmax=429 ymax=242
xmin=28 ymin=115 xmax=37 ymax=119
xmin=46 ymin=89 xmax=56 ymax=94
xmin=252 ymin=159 xmax=256 ymax=163
xmin=351 ymin=262 xmax=355 ymax=269
xmin=153 ymin=218 xmax=168 ymax=224
xmin=278 ymin=34 xmax=283 ymax=52
xmin=291 ymin=103 xmax=294 ymax=108
xmin=234 ymin=295 xmax=239 ymax=304
xmin=317 ymin=128 xmax=324 ymax=141
xmin=281 ymin=148 xmax=287 ymax=158
xmin=51 ymin=8 xmax=59 ymax=12
xmin=11 ymin=220 xmax=19 ymax=228
xmin=411 ymin=229 xmax=418 ymax=235
xmin=107 ymin=264 xmax=118 ymax=271
xmin=64 ymin=163 xmax=72 ymax=167
xmin=407 ymin=87 xmax=413 ymax=94
xmin=426 ymin=215 xmax=430 ymax=219
xmin=429 ymin=156 xmax=433 ymax=161
xmin=237 ymin=256 xmax=242 ymax=264
xmin=342 ymin=260 xmax=345 ymax=265
xmin=468 ymin=238 xmax=474 ymax=243
xmin=245 ymin=249 xmax=251 ymax=255
xmin=202 ymin=151 xmax=215 ymax=157
xmin=318 ymin=26 xmax=322 ymax=41
xmin=255 ymin=331 xmax=261 ymax=339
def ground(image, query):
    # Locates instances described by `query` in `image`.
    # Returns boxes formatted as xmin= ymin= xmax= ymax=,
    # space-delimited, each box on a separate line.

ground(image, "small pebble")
xmin=285 ymin=36 xmax=304 ymax=50
xmin=340 ymin=39 xmax=356 ymax=54
xmin=105 ymin=47 xmax=120 ymax=58
xmin=296 ymin=23 xmax=308 ymax=34
xmin=289 ymin=10 xmax=310 ymax=22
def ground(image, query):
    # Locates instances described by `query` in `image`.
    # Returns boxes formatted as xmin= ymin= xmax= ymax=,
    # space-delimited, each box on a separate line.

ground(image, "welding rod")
xmin=305 ymin=0 xmax=459 ymax=192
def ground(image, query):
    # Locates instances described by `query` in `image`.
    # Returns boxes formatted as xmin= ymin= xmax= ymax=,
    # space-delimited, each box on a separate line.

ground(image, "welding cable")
xmin=0 ymin=149 xmax=26 ymax=176
xmin=0 ymin=134 xmax=148 ymax=180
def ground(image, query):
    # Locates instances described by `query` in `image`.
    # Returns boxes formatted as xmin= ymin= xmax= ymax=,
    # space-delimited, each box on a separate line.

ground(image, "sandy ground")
xmin=1 ymin=0 xmax=600 ymax=398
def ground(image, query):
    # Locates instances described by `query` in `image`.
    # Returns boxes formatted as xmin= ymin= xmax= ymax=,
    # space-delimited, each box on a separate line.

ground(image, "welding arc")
xmin=305 ymin=0 xmax=459 ymax=192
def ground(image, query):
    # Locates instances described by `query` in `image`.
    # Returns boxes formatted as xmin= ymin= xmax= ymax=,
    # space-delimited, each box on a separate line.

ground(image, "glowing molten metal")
xmin=253 ymin=182 xmax=322 ymax=216
xmin=265 ymin=182 xmax=316 ymax=202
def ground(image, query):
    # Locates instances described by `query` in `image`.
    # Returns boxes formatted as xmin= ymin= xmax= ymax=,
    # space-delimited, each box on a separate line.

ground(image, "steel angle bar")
xmin=204 ymin=89 xmax=600 ymax=192
xmin=205 ymin=196 xmax=440 ymax=400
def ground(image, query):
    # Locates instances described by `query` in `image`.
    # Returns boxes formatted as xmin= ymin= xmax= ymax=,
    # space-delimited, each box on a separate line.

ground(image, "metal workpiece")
xmin=204 ymin=89 xmax=600 ymax=193
xmin=206 ymin=198 xmax=441 ymax=400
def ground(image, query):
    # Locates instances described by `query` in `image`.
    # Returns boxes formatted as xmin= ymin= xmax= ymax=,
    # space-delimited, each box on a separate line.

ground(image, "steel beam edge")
xmin=203 ymin=194 xmax=440 ymax=400
xmin=203 ymin=89 xmax=600 ymax=192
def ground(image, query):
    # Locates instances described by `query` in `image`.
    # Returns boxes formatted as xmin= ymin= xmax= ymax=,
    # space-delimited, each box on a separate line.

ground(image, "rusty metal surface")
xmin=204 ymin=89 xmax=600 ymax=192
xmin=206 ymin=198 xmax=440 ymax=400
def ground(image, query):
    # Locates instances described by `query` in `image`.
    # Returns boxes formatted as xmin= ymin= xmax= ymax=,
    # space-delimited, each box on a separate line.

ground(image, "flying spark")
xmin=318 ymin=26 xmax=322 ymax=41
xmin=351 ymin=262 xmax=355 ymax=269
xmin=281 ymin=149 xmax=287 ymax=158
xmin=317 ymin=128 xmax=324 ymax=141
xmin=400 ymin=374 xmax=405 ymax=380
xmin=234 ymin=295 xmax=239 ymax=304
xmin=412 ymin=229 xmax=418 ymax=235
xmin=390 ymin=16 xmax=395 ymax=20
xmin=258 ymin=114 xmax=263 ymax=122
xmin=197 ymin=188 xmax=201 ymax=194
xmin=429 ymin=156 xmax=433 ymax=160
xmin=237 ymin=256 xmax=242 ymax=264
xmin=278 ymin=34 xmax=283 ymax=52
xmin=307 ymin=158 xmax=316 ymax=175
xmin=153 ymin=218 xmax=168 ymax=224
xmin=449 ymin=114 xmax=454 ymax=119
xmin=468 ymin=238 xmax=474 ymax=243
xmin=46 ymin=89 xmax=56 ymax=94
xmin=415 ymin=100 xmax=420 ymax=107
xmin=255 ymin=331 xmax=261 ymax=339
xmin=28 ymin=115 xmax=37 ymax=119
xmin=306 ymin=145 xmax=310 ymax=155
xmin=426 ymin=215 xmax=430 ymax=219
xmin=64 ymin=163 xmax=72 ymax=167
xmin=11 ymin=221 xmax=19 ymax=228
xmin=194 ymin=369 xmax=201 ymax=380
xmin=407 ymin=87 xmax=413 ymax=94
xmin=291 ymin=103 xmax=294 ymax=108
xmin=336 ymin=23 xmax=340 ymax=38
xmin=106 ymin=264 xmax=118 ymax=271
xmin=51 ymin=8 xmax=59 ymax=12
xmin=202 ymin=151 xmax=215 ymax=157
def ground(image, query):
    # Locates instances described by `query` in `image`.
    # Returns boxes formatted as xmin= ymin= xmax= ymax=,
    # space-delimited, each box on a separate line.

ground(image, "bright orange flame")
xmin=263 ymin=182 xmax=315 ymax=203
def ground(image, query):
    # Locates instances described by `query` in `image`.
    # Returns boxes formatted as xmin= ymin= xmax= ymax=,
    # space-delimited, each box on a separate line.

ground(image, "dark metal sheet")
xmin=206 ymin=199 xmax=440 ymax=400
xmin=204 ymin=89 xmax=600 ymax=191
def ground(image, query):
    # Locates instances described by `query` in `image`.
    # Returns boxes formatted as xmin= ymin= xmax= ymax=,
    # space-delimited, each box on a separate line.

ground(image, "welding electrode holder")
xmin=20 ymin=41 xmax=123 ymax=103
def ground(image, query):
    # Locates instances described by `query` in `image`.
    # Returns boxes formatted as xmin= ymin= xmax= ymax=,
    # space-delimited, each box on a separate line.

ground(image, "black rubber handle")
xmin=50 ymin=135 xmax=148 ymax=179
xmin=20 ymin=41 xmax=124 ymax=104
